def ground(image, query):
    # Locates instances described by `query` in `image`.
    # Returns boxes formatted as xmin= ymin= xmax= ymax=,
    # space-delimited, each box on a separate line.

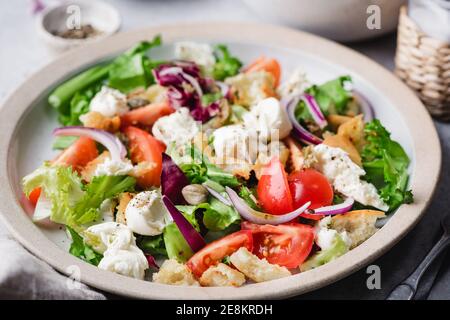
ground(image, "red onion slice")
xmin=286 ymin=97 xmax=323 ymax=145
xmin=202 ymin=183 xmax=232 ymax=206
xmin=306 ymin=197 xmax=354 ymax=216
xmin=145 ymin=254 xmax=159 ymax=270
xmin=225 ymin=187 xmax=311 ymax=225
xmin=162 ymin=195 xmax=206 ymax=252
xmin=301 ymin=94 xmax=328 ymax=129
xmin=352 ymin=90 xmax=374 ymax=122
xmin=53 ymin=126 xmax=126 ymax=162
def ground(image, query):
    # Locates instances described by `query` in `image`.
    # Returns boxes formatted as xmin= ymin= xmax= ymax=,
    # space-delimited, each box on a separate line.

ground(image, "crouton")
xmin=327 ymin=114 xmax=353 ymax=131
xmin=225 ymin=71 xmax=277 ymax=108
xmin=323 ymin=134 xmax=362 ymax=166
xmin=331 ymin=210 xmax=385 ymax=249
xmin=285 ymin=137 xmax=304 ymax=172
xmin=253 ymin=141 xmax=289 ymax=179
xmin=337 ymin=114 xmax=365 ymax=151
xmin=115 ymin=192 xmax=134 ymax=225
xmin=80 ymin=111 xmax=121 ymax=132
xmin=199 ymin=263 xmax=246 ymax=287
xmin=229 ymin=247 xmax=291 ymax=283
xmin=152 ymin=259 xmax=199 ymax=286
xmin=81 ymin=151 xmax=111 ymax=182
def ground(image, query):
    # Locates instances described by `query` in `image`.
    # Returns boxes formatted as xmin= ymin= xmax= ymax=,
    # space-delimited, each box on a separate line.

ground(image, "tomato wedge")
xmin=123 ymin=126 xmax=163 ymax=188
xmin=53 ymin=136 xmax=99 ymax=172
xmin=186 ymin=230 xmax=253 ymax=278
xmin=27 ymin=137 xmax=98 ymax=206
xmin=242 ymin=222 xmax=314 ymax=268
xmin=120 ymin=101 xmax=174 ymax=128
xmin=288 ymin=169 xmax=334 ymax=221
xmin=244 ymin=56 xmax=281 ymax=86
xmin=257 ymin=157 xmax=294 ymax=215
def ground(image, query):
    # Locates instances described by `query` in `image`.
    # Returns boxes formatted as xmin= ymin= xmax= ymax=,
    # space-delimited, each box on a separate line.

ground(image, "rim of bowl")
xmin=0 ymin=22 xmax=441 ymax=299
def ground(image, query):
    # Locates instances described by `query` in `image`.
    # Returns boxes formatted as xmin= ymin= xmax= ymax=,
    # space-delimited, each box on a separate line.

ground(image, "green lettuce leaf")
xmin=22 ymin=163 xmax=85 ymax=226
xmin=296 ymin=76 xmax=353 ymax=122
xmin=136 ymin=234 xmax=167 ymax=257
xmin=169 ymin=143 xmax=239 ymax=187
xmin=212 ymin=45 xmax=242 ymax=81
xmin=67 ymin=226 xmax=103 ymax=266
xmin=73 ymin=175 xmax=136 ymax=225
xmin=108 ymin=35 xmax=163 ymax=93
xmin=162 ymin=204 xmax=201 ymax=262
xmin=362 ymin=119 xmax=413 ymax=211
xmin=52 ymin=136 xmax=78 ymax=150
xmin=300 ymin=233 xmax=349 ymax=271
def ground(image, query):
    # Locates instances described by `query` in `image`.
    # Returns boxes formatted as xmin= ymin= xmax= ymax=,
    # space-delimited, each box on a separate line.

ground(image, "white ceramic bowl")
xmin=243 ymin=0 xmax=406 ymax=42
xmin=37 ymin=0 xmax=121 ymax=52
xmin=0 ymin=23 xmax=441 ymax=299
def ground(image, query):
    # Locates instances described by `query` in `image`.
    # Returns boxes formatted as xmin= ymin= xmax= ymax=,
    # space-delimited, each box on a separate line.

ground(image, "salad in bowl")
xmin=22 ymin=35 xmax=413 ymax=287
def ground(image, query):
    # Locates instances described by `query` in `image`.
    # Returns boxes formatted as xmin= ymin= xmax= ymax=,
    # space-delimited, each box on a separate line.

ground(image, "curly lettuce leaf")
xmin=67 ymin=226 xmax=103 ymax=266
xmin=22 ymin=163 xmax=85 ymax=226
xmin=212 ymin=45 xmax=242 ymax=81
xmin=300 ymin=233 xmax=349 ymax=271
xmin=362 ymin=119 xmax=413 ymax=211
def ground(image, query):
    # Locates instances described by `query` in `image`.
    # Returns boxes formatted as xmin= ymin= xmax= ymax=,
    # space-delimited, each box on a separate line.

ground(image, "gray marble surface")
xmin=0 ymin=0 xmax=448 ymax=300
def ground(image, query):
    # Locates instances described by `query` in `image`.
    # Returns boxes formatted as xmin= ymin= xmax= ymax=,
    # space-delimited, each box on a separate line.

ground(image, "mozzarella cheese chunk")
xmin=315 ymin=216 xmax=351 ymax=250
xmin=175 ymin=41 xmax=216 ymax=73
xmin=229 ymin=247 xmax=291 ymax=283
xmin=243 ymin=97 xmax=292 ymax=142
xmin=98 ymin=246 xmax=148 ymax=280
xmin=125 ymin=190 xmax=170 ymax=236
xmin=310 ymin=144 xmax=389 ymax=211
xmin=85 ymin=222 xmax=148 ymax=279
xmin=278 ymin=67 xmax=310 ymax=97
xmin=152 ymin=107 xmax=199 ymax=147
xmin=152 ymin=259 xmax=199 ymax=286
xmin=93 ymin=157 xmax=134 ymax=177
xmin=212 ymin=124 xmax=258 ymax=165
xmin=199 ymin=263 xmax=246 ymax=287
xmin=89 ymin=86 xmax=129 ymax=118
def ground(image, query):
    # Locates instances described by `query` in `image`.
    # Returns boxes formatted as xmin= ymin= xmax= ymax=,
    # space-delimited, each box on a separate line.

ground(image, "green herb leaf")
xmin=212 ymin=45 xmax=242 ymax=81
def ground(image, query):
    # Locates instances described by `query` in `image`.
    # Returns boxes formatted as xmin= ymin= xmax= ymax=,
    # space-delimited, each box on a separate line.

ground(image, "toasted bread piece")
xmin=285 ymin=137 xmax=304 ymax=172
xmin=331 ymin=210 xmax=385 ymax=249
xmin=337 ymin=114 xmax=365 ymax=151
xmin=115 ymin=192 xmax=135 ymax=225
xmin=81 ymin=151 xmax=111 ymax=182
xmin=80 ymin=111 xmax=121 ymax=133
xmin=323 ymin=134 xmax=362 ymax=166
xmin=152 ymin=259 xmax=199 ymax=286
xmin=327 ymin=114 xmax=353 ymax=131
xmin=229 ymin=247 xmax=291 ymax=283
xmin=199 ymin=263 xmax=246 ymax=287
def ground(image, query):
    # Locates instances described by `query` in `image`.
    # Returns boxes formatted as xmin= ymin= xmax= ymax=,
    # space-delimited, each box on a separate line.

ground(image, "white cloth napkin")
xmin=0 ymin=233 xmax=105 ymax=300
xmin=409 ymin=0 xmax=450 ymax=42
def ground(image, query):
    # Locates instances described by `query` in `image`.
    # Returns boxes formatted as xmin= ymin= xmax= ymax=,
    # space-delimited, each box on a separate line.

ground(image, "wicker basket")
xmin=395 ymin=6 xmax=450 ymax=121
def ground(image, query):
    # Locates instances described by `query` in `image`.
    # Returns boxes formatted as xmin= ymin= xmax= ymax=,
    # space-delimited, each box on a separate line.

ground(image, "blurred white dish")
xmin=242 ymin=0 xmax=406 ymax=42
xmin=37 ymin=0 xmax=121 ymax=52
